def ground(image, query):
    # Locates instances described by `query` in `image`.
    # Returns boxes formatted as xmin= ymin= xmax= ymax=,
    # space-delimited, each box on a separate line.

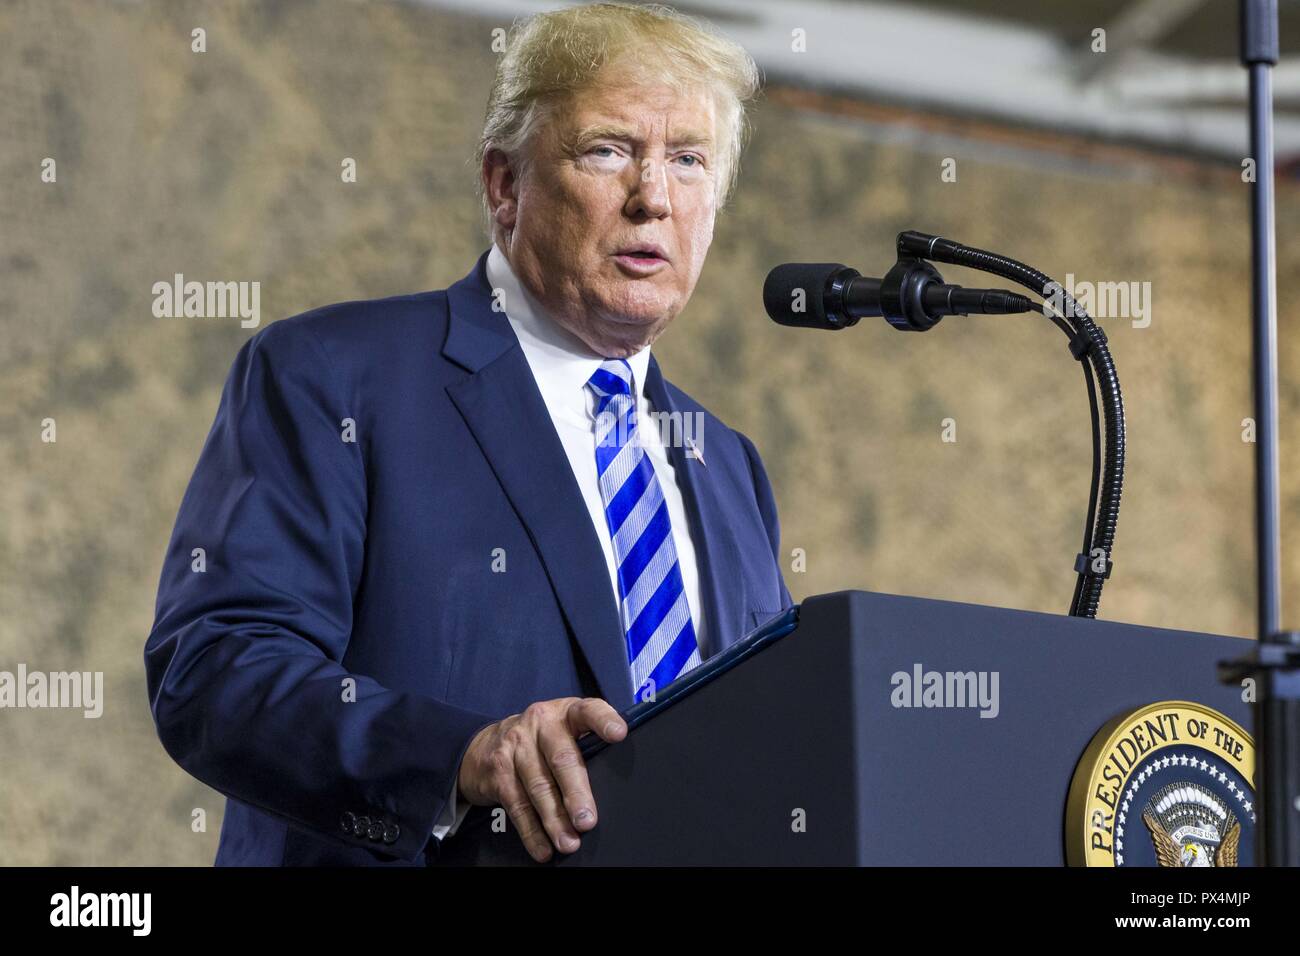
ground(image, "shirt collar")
xmin=485 ymin=242 xmax=652 ymax=417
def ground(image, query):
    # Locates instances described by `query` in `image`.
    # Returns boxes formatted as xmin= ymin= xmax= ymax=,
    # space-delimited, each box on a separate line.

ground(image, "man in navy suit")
xmin=145 ymin=2 xmax=792 ymax=865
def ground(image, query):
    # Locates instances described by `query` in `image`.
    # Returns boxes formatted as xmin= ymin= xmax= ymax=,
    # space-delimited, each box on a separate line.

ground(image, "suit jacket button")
xmin=382 ymin=823 xmax=400 ymax=845
xmin=354 ymin=815 xmax=371 ymax=837
xmin=366 ymin=820 xmax=384 ymax=841
xmin=340 ymin=811 xmax=357 ymax=834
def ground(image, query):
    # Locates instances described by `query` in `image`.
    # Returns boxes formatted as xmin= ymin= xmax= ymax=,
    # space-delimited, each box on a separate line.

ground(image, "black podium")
xmin=436 ymin=590 xmax=1255 ymax=865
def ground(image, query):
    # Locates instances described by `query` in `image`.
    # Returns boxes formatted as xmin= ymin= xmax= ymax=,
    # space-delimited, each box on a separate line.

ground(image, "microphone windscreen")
xmin=763 ymin=263 xmax=846 ymax=329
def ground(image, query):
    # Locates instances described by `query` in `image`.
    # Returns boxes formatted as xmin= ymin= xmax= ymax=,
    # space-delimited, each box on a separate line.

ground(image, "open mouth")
xmin=613 ymin=243 xmax=669 ymax=263
xmin=612 ymin=250 xmax=670 ymax=274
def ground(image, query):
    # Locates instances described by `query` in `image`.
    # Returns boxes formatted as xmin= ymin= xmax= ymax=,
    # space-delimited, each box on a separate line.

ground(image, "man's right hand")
xmin=456 ymin=697 xmax=627 ymax=862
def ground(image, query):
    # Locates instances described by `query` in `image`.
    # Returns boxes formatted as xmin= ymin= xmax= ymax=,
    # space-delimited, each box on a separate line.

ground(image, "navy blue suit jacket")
xmin=144 ymin=249 xmax=794 ymax=866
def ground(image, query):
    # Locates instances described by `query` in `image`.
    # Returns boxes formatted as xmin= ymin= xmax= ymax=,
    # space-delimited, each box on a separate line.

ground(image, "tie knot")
xmin=586 ymin=358 xmax=634 ymax=399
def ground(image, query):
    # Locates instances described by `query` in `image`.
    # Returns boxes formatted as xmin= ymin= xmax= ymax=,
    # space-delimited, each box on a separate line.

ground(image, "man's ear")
xmin=482 ymin=148 xmax=518 ymax=231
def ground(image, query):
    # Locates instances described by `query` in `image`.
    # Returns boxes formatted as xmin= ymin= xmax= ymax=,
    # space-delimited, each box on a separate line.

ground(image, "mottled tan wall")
xmin=2 ymin=0 xmax=1297 ymax=863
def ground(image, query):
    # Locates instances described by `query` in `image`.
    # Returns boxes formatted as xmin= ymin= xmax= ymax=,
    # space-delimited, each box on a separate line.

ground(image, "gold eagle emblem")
xmin=1143 ymin=810 xmax=1240 ymax=867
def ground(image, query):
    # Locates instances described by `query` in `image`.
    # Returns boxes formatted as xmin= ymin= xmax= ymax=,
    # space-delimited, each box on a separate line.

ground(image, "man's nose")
xmin=627 ymin=159 xmax=671 ymax=218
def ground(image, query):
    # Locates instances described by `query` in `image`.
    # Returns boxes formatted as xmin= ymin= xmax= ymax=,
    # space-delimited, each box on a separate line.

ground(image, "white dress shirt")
xmin=431 ymin=244 xmax=706 ymax=841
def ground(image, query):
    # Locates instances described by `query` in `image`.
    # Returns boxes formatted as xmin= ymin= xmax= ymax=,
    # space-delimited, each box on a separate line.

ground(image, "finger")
xmin=495 ymin=763 xmax=554 ymax=863
xmin=567 ymin=698 xmax=627 ymax=743
xmin=537 ymin=719 xmax=598 ymax=833
xmin=514 ymin=734 xmax=582 ymax=853
xmin=493 ymin=775 xmax=551 ymax=863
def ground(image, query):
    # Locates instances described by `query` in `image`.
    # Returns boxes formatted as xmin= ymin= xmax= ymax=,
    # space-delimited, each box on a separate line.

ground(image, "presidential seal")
xmin=1065 ymin=700 xmax=1255 ymax=867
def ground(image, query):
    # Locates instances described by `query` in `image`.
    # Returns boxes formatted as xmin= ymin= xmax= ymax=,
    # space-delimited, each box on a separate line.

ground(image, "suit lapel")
xmin=643 ymin=356 xmax=745 ymax=658
xmin=442 ymin=251 xmax=635 ymax=708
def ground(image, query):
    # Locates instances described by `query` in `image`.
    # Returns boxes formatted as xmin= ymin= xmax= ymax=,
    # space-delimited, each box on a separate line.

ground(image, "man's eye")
xmin=590 ymin=146 xmax=618 ymax=158
xmin=675 ymin=154 xmax=702 ymax=167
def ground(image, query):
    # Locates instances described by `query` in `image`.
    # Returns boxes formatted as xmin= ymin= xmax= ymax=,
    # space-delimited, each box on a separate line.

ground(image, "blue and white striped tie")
xmin=586 ymin=358 xmax=701 ymax=701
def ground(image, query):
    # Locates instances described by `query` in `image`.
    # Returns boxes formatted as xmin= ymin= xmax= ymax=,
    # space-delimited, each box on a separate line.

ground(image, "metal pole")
xmin=1239 ymin=0 xmax=1300 ymax=867
xmin=1243 ymin=1 xmax=1281 ymax=641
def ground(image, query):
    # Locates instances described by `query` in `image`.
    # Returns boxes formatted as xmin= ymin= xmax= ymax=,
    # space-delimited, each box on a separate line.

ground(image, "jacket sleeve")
xmin=143 ymin=317 xmax=496 ymax=863
xmin=735 ymin=430 xmax=795 ymax=611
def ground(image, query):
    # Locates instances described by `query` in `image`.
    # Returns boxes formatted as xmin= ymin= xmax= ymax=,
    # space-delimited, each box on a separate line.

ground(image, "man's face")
xmin=486 ymin=72 xmax=720 ymax=358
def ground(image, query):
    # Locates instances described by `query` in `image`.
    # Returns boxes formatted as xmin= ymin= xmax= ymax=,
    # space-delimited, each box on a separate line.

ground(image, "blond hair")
xmin=475 ymin=2 xmax=761 ymax=235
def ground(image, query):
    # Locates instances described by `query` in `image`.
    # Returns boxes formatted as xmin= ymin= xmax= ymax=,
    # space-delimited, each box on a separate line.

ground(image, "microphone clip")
xmin=880 ymin=257 xmax=947 ymax=332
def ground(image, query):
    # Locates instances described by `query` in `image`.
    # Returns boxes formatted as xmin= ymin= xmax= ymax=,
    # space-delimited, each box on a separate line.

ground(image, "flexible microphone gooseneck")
xmin=764 ymin=232 xmax=1125 ymax=619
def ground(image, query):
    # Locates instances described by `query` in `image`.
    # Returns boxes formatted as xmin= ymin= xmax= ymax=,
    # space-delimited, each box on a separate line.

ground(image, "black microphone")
xmin=763 ymin=259 xmax=1036 ymax=332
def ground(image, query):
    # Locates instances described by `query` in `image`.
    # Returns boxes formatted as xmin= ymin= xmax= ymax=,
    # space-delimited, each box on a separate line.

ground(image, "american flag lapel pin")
xmin=685 ymin=437 xmax=706 ymax=467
